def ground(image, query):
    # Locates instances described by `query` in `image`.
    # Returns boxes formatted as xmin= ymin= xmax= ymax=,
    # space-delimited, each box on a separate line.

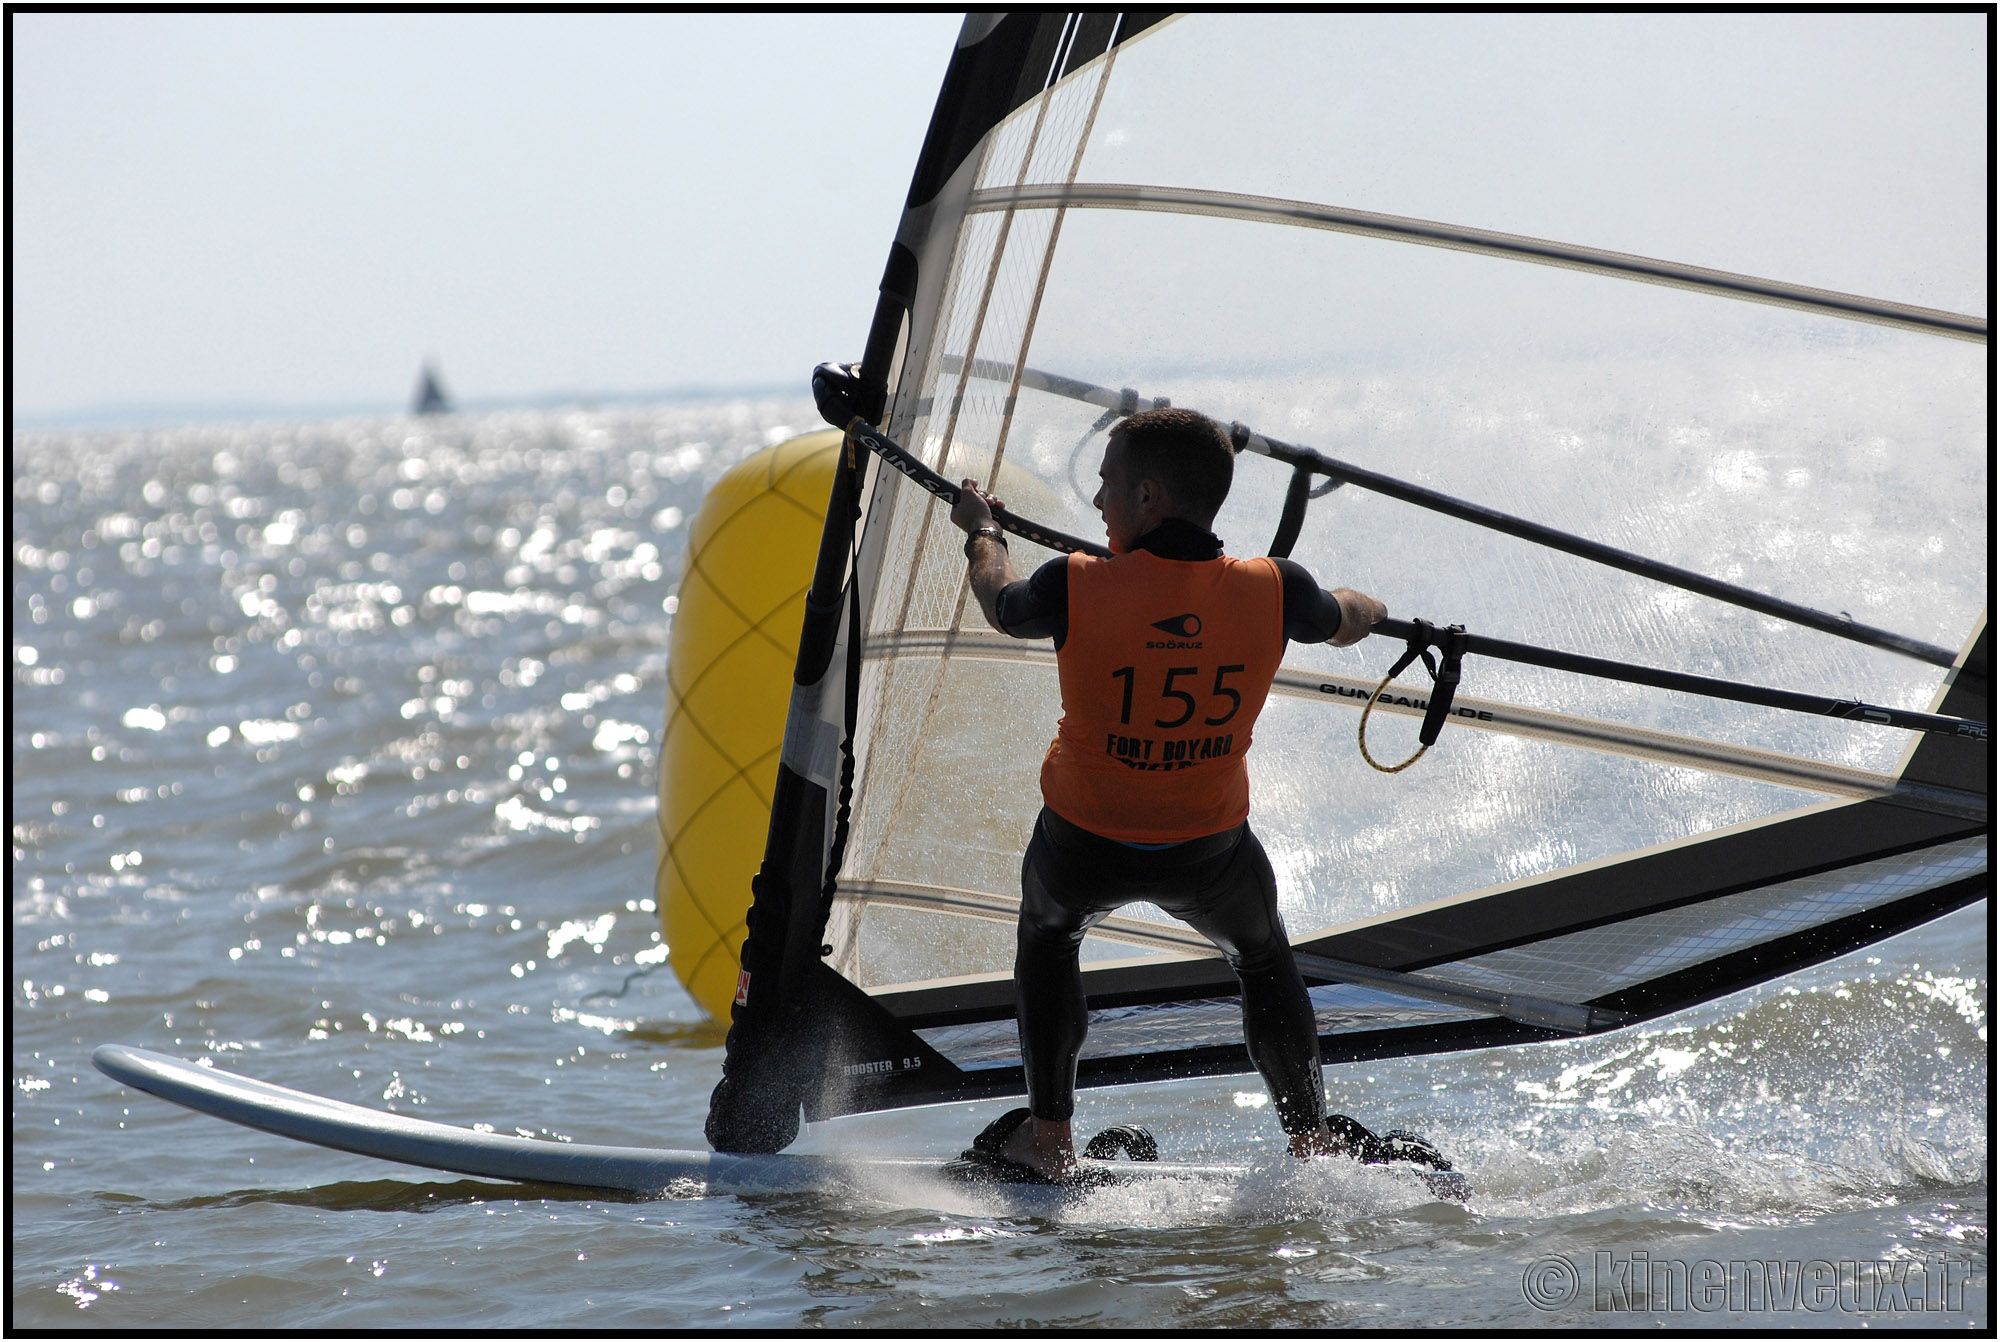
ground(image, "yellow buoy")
xmin=657 ymin=430 xmax=842 ymax=1020
xmin=657 ymin=429 xmax=1065 ymax=1018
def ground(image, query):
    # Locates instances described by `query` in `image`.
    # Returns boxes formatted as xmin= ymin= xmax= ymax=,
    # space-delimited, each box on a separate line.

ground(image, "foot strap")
xmin=1083 ymin=1124 xmax=1158 ymax=1162
xmin=1328 ymin=1113 xmax=1454 ymax=1171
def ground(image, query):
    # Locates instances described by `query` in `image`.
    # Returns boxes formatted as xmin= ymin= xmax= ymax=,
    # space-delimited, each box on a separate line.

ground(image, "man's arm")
xmin=1275 ymin=557 xmax=1385 ymax=647
xmin=952 ymin=479 xmax=1020 ymax=631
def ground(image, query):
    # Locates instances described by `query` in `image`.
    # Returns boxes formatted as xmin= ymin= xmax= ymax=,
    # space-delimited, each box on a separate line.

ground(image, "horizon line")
xmin=11 ymin=380 xmax=809 ymax=433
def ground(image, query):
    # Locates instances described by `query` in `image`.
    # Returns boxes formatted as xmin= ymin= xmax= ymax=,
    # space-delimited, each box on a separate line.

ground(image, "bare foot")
xmin=1000 ymin=1116 xmax=1077 ymax=1179
xmin=1291 ymin=1114 xmax=1381 ymax=1160
xmin=1289 ymin=1125 xmax=1338 ymax=1159
xmin=1289 ymin=1122 xmax=1365 ymax=1159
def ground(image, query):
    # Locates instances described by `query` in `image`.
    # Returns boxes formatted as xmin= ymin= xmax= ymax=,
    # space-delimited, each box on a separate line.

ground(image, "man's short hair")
xmin=1111 ymin=407 xmax=1236 ymax=524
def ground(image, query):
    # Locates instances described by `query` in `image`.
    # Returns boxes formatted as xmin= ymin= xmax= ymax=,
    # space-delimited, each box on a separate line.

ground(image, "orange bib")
xmin=1040 ymin=550 xmax=1286 ymax=842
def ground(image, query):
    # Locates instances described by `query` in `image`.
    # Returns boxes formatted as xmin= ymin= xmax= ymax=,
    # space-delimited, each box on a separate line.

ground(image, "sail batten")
xmin=965 ymin=183 xmax=1989 ymax=341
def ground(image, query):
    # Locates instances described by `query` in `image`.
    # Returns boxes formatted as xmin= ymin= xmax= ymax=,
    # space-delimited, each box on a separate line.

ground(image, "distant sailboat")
xmin=411 ymin=362 xmax=452 ymax=416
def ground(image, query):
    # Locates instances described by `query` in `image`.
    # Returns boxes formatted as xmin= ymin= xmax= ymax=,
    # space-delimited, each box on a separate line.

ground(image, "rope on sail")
xmin=1356 ymin=663 xmax=1431 ymax=774
xmin=1355 ymin=623 xmax=1464 ymax=774
xmin=935 ymin=355 xmax=1963 ymax=669
xmin=837 ymin=416 xmax=1989 ymax=745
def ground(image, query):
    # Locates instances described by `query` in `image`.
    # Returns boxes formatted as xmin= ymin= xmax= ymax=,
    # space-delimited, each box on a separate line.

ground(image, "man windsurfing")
xmin=941 ymin=405 xmax=1431 ymax=1182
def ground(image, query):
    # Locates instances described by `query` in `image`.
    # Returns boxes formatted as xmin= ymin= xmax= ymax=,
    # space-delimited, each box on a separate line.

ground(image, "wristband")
xmin=963 ymin=525 xmax=1007 ymax=558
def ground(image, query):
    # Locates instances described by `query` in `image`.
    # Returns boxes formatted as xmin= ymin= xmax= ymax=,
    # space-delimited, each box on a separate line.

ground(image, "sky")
xmin=11 ymin=12 xmax=965 ymax=424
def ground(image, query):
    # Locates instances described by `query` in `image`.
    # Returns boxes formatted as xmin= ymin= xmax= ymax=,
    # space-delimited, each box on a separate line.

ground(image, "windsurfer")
xmin=950 ymin=407 xmax=1395 ymax=1180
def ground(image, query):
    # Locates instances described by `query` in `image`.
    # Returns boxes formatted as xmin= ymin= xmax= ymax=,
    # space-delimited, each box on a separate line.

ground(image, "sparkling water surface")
xmin=11 ymin=402 xmax=1987 ymax=1328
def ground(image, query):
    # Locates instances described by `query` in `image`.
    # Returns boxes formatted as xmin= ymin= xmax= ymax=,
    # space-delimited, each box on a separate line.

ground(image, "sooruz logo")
xmin=1148 ymin=612 xmax=1203 ymax=649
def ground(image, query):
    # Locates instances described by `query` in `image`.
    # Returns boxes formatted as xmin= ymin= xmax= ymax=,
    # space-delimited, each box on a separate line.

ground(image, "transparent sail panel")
xmin=847 ymin=655 xmax=1053 ymax=895
xmin=1075 ymin=13 xmax=1986 ymax=312
xmin=1245 ymin=696 xmax=1832 ymax=937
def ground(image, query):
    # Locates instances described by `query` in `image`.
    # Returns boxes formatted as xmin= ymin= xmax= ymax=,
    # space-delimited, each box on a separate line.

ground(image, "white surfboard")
xmin=92 ymin=1044 xmax=1469 ymax=1202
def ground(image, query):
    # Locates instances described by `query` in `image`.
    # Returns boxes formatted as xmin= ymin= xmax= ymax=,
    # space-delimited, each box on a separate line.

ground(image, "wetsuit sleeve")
xmin=992 ymin=556 xmax=1071 ymax=647
xmin=1274 ymin=557 xmax=1343 ymax=644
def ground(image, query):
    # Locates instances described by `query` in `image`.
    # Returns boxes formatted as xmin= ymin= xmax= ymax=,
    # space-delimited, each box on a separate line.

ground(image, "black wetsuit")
xmin=992 ymin=519 xmax=1344 ymax=1135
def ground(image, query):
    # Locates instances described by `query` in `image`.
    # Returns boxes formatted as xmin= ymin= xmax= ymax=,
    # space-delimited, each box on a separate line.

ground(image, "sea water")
xmin=10 ymin=402 xmax=1987 ymax=1328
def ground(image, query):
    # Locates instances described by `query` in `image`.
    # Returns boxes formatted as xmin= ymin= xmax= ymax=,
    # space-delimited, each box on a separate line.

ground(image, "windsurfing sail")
xmin=706 ymin=13 xmax=1988 ymax=1153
